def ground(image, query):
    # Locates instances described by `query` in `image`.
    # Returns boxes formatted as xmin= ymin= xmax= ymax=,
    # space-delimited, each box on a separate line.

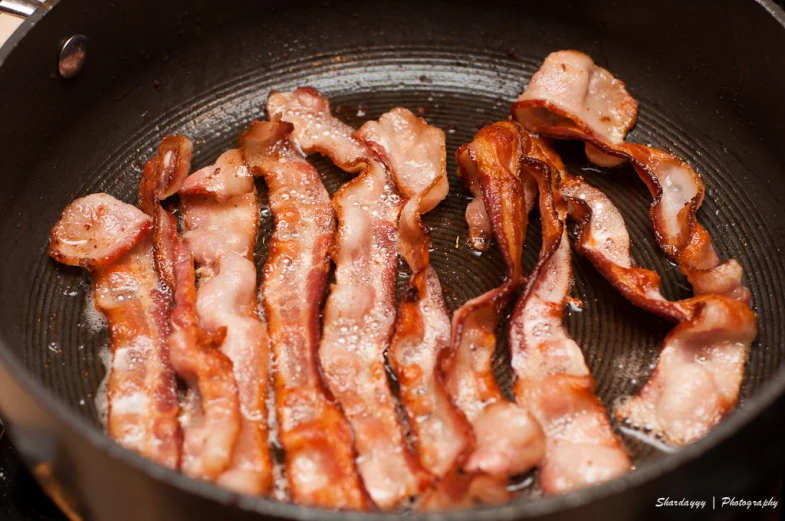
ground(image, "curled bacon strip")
xmin=358 ymin=108 xmax=471 ymax=481
xmin=180 ymin=148 xmax=273 ymax=495
xmin=513 ymin=51 xmax=757 ymax=445
xmin=513 ymin=50 xmax=750 ymax=304
xmin=140 ymin=137 xmax=245 ymax=485
xmin=241 ymin=117 xmax=370 ymax=510
xmin=554 ymin=149 xmax=757 ymax=445
xmin=424 ymin=123 xmax=546 ymax=510
xmin=510 ymin=133 xmax=631 ymax=494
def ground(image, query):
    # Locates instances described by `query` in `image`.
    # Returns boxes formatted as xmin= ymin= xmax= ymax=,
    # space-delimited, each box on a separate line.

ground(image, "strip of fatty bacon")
xmin=49 ymin=192 xmax=181 ymax=468
xmin=549 ymin=143 xmax=757 ymax=446
xmin=512 ymin=50 xmax=757 ymax=445
xmin=509 ymin=132 xmax=631 ymax=494
xmin=356 ymin=108 xmax=472 ymax=482
xmin=139 ymin=137 xmax=244 ymax=487
xmin=240 ymin=116 xmax=371 ymax=509
xmin=179 ymin=147 xmax=273 ymax=495
xmin=267 ymin=87 xmax=430 ymax=509
xmin=423 ymin=122 xmax=547 ymax=510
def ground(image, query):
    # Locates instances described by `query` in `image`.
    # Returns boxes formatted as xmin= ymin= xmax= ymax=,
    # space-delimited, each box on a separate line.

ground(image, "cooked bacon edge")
xmin=241 ymin=117 xmax=370 ymax=510
xmin=358 ymin=107 xmax=471 ymax=483
xmin=180 ymin=148 xmax=273 ymax=495
xmin=514 ymin=51 xmax=757 ymax=445
xmin=510 ymin=133 xmax=631 ymax=494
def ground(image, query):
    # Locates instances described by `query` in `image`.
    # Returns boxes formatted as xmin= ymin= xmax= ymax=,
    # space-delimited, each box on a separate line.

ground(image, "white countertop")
xmin=0 ymin=13 xmax=22 ymax=45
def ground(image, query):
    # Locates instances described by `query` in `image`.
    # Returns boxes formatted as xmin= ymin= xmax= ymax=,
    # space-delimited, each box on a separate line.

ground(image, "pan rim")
xmin=1 ymin=0 xmax=784 ymax=518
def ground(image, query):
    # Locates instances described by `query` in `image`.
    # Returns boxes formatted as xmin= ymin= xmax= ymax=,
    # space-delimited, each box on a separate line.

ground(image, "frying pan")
xmin=1 ymin=0 xmax=785 ymax=520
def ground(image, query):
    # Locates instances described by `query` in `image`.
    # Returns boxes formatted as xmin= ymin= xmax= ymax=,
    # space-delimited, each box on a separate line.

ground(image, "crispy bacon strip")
xmin=510 ymin=133 xmax=630 ymax=494
xmin=552 ymin=147 xmax=758 ymax=445
xmin=513 ymin=51 xmax=757 ymax=445
xmin=49 ymin=194 xmax=181 ymax=468
xmin=241 ymin=117 xmax=370 ymax=510
xmin=357 ymin=108 xmax=470 ymax=482
xmin=422 ymin=123 xmax=546 ymax=510
xmin=513 ymin=50 xmax=750 ymax=304
xmin=271 ymin=89 xmax=430 ymax=508
xmin=179 ymin=148 xmax=273 ymax=495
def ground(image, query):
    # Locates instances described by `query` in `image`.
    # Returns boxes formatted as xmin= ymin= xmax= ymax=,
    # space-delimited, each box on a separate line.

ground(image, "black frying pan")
xmin=1 ymin=1 xmax=785 ymax=520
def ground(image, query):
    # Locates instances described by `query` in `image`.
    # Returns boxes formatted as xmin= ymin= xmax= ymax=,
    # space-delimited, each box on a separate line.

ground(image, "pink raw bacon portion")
xmin=241 ymin=118 xmax=371 ymax=510
xmin=510 ymin=134 xmax=630 ymax=494
xmin=267 ymin=87 xmax=367 ymax=172
xmin=48 ymin=194 xmax=152 ymax=270
xmin=180 ymin=148 xmax=273 ymax=495
xmin=357 ymin=108 xmax=470 ymax=481
xmin=513 ymin=51 xmax=757 ymax=446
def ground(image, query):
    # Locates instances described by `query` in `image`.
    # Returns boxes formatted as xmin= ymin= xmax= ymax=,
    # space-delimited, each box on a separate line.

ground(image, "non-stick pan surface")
xmin=1 ymin=1 xmax=785 ymax=520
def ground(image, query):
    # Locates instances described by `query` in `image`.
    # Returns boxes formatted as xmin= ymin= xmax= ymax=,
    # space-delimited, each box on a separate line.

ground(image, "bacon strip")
xmin=554 ymin=149 xmax=757 ymax=445
xmin=47 ymin=138 xmax=192 ymax=468
xmin=49 ymin=196 xmax=180 ymax=468
xmin=509 ymin=133 xmax=631 ymax=494
xmin=179 ymin=148 xmax=273 ymax=495
xmin=422 ymin=123 xmax=546 ymax=510
xmin=270 ymin=89 xmax=430 ymax=509
xmin=357 ymin=108 xmax=471 ymax=482
xmin=513 ymin=50 xmax=750 ymax=304
xmin=513 ymin=51 xmax=757 ymax=445
xmin=241 ymin=117 xmax=370 ymax=509
xmin=139 ymin=137 xmax=246 ymax=485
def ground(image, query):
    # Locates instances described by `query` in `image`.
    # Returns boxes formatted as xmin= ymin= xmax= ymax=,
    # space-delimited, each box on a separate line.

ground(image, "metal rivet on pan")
xmin=58 ymin=35 xmax=87 ymax=79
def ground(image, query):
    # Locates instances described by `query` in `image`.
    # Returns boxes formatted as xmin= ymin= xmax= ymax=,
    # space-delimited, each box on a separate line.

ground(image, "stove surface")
xmin=0 ymin=426 xmax=65 ymax=521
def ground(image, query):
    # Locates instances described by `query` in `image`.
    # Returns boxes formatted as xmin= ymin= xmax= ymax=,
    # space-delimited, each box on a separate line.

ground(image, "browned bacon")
xmin=47 ymin=138 xmax=193 ymax=468
xmin=270 ymin=88 xmax=430 ymax=509
xmin=179 ymin=148 xmax=273 ymax=495
xmin=421 ymin=123 xmax=547 ymax=511
xmin=513 ymin=50 xmax=750 ymax=304
xmin=241 ymin=117 xmax=370 ymax=509
xmin=510 ymin=133 xmax=630 ymax=493
xmin=513 ymin=50 xmax=757 ymax=445
xmin=357 ymin=108 xmax=471 ymax=483
xmin=554 ymin=148 xmax=757 ymax=445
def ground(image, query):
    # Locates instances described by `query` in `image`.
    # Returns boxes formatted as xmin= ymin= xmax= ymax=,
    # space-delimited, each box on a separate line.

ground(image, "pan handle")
xmin=0 ymin=0 xmax=40 ymax=18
